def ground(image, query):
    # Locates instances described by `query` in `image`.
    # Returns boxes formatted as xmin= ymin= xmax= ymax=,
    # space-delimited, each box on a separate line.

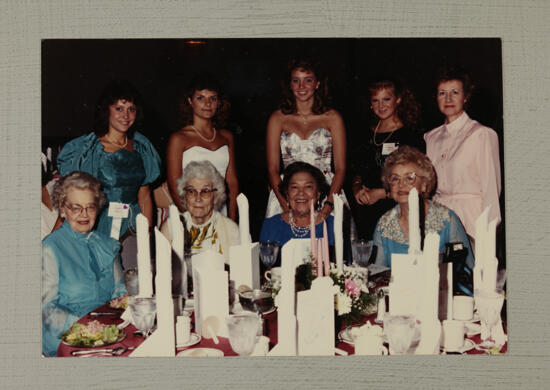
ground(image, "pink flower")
xmin=345 ymin=279 xmax=361 ymax=298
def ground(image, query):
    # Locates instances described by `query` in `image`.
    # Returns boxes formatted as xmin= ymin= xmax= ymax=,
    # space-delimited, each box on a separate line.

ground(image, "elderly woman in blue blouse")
xmin=57 ymin=80 xmax=161 ymax=240
xmin=260 ymin=162 xmax=335 ymax=249
xmin=373 ymin=146 xmax=474 ymax=282
xmin=42 ymin=172 xmax=127 ymax=356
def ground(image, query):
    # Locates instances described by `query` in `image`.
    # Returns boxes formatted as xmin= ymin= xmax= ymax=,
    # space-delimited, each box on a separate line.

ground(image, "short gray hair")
xmin=51 ymin=171 xmax=107 ymax=210
xmin=177 ymin=160 xmax=227 ymax=211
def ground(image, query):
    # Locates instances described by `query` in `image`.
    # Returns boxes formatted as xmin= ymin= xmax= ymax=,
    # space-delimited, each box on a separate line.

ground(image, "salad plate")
xmin=441 ymin=339 xmax=475 ymax=354
xmin=107 ymin=295 xmax=129 ymax=310
xmin=62 ymin=321 xmax=126 ymax=348
xmin=177 ymin=348 xmax=224 ymax=357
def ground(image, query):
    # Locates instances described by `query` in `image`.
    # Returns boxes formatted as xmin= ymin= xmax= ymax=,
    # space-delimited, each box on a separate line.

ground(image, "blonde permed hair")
xmin=381 ymin=145 xmax=437 ymax=198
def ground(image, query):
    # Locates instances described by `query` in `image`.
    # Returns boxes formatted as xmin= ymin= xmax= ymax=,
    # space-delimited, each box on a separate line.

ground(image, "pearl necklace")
xmin=105 ymin=134 xmax=128 ymax=148
xmin=191 ymin=125 xmax=216 ymax=143
xmin=288 ymin=211 xmax=312 ymax=238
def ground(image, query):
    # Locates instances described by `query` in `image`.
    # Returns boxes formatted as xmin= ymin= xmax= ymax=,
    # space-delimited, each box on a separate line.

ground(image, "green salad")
xmin=61 ymin=320 xmax=123 ymax=347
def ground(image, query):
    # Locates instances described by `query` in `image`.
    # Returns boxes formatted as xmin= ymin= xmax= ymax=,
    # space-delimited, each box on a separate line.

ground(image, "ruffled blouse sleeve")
xmin=133 ymin=132 xmax=161 ymax=186
xmin=57 ymin=133 xmax=102 ymax=177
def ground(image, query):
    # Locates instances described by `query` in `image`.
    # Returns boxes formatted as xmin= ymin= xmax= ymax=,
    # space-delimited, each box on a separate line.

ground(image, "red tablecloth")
xmin=58 ymin=303 xmax=506 ymax=357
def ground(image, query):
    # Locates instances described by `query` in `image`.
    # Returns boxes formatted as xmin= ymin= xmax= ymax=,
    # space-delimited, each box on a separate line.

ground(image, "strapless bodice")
xmin=181 ymin=145 xmax=229 ymax=178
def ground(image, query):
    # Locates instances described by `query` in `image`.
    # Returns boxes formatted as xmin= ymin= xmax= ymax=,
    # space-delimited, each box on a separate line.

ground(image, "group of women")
xmin=42 ymin=59 xmax=501 ymax=356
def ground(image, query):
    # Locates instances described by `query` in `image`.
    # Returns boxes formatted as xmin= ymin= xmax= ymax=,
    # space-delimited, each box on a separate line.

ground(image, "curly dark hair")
xmin=93 ymin=79 xmax=144 ymax=139
xmin=178 ymin=73 xmax=230 ymax=129
xmin=368 ymin=78 xmax=421 ymax=128
xmin=434 ymin=65 xmax=475 ymax=108
xmin=279 ymin=162 xmax=329 ymax=209
xmin=280 ymin=59 xmax=331 ymax=115
xmin=381 ymin=145 xmax=437 ymax=199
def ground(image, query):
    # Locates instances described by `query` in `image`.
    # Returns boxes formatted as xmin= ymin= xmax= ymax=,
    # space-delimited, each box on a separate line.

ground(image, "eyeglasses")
xmin=388 ymin=172 xmax=421 ymax=187
xmin=65 ymin=203 xmax=98 ymax=215
xmin=183 ymin=187 xmax=217 ymax=200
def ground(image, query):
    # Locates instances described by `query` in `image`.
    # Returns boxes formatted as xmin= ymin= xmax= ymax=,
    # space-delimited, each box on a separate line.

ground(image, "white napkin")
xmin=333 ymin=193 xmax=344 ymax=270
xmin=229 ymin=242 xmax=260 ymax=291
xmin=237 ymin=193 xmax=251 ymax=245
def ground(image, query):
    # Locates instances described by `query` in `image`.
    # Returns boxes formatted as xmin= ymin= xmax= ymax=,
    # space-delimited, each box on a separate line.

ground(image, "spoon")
xmin=71 ymin=346 xmax=134 ymax=356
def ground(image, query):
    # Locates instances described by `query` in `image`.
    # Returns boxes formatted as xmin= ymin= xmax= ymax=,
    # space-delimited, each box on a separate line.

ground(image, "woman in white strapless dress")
xmin=166 ymin=74 xmax=238 ymax=220
xmin=266 ymin=59 xmax=347 ymax=219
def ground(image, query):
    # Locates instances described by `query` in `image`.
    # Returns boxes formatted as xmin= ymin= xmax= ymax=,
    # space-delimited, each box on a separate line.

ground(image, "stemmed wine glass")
xmin=259 ymin=241 xmax=280 ymax=270
xmin=383 ymin=315 xmax=416 ymax=355
xmin=226 ymin=313 xmax=261 ymax=356
xmin=129 ymin=296 xmax=157 ymax=339
xmin=475 ymin=289 xmax=505 ymax=348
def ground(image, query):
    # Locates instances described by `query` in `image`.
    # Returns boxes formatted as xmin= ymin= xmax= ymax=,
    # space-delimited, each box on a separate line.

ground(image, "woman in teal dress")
xmin=42 ymin=172 xmax=127 ymax=356
xmin=57 ymin=80 xmax=161 ymax=240
xmin=372 ymin=146 xmax=474 ymax=295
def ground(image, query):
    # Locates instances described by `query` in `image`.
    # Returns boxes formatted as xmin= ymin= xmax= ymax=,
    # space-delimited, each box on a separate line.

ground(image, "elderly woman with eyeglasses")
xmin=161 ymin=160 xmax=239 ymax=263
xmin=372 ymin=146 xmax=474 ymax=274
xmin=42 ymin=171 xmax=127 ymax=356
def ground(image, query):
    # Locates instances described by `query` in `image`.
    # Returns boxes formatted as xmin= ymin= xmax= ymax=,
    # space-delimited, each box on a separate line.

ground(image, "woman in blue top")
xmin=260 ymin=162 xmax=335 ymax=252
xmin=373 ymin=146 xmax=474 ymax=294
xmin=42 ymin=172 xmax=127 ymax=356
xmin=57 ymin=80 xmax=161 ymax=240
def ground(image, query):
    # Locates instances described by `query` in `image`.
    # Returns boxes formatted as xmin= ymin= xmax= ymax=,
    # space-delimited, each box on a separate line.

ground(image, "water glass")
xmin=475 ymin=289 xmax=504 ymax=347
xmin=129 ymin=296 xmax=156 ymax=339
xmin=226 ymin=313 xmax=261 ymax=356
xmin=124 ymin=268 xmax=139 ymax=296
xmin=351 ymin=240 xmax=373 ymax=266
xmin=383 ymin=315 xmax=416 ymax=355
xmin=259 ymin=241 xmax=280 ymax=270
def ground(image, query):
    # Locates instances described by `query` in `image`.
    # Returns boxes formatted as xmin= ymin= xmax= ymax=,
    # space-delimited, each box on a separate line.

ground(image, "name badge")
xmin=382 ymin=142 xmax=398 ymax=156
xmin=108 ymin=202 xmax=129 ymax=218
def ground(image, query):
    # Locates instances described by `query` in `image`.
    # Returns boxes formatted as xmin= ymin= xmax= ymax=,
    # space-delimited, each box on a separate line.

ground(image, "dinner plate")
xmin=177 ymin=348 xmax=224 ymax=357
xmin=62 ymin=332 xmax=126 ymax=348
xmin=177 ymin=333 xmax=201 ymax=348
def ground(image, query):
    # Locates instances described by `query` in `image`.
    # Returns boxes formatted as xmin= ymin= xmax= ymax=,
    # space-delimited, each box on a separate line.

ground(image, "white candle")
xmin=333 ymin=194 xmax=344 ymax=270
xmin=310 ymin=199 xmax=316 ymax=260
xmin=237 ymin=193 xmax=251 ymax=245
xmin=322 ymin=221 xmax=330 ymax=276
xmin=408 ymin=188 xmax=420 ymax=253
xmin=317 ymin=239 xmax=324 ymax=277
xmin=136 ymin=213 xmax=153 ymax=297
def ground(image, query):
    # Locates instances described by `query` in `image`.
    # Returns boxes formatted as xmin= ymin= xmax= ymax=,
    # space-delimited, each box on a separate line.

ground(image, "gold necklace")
xmin=105 ymin=134 xmax=128 ymax=148
xmin=372 ymin=120 xmax=398 ymax=146
xmin=191 ymin=125 xmax=216 ymax=143
xmin=296 ymin=112 xmax=312 ymax=125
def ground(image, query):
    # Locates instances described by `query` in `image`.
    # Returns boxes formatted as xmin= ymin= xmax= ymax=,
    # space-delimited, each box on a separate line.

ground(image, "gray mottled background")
xmin=1 ymin=1 xmax=549 ymax=389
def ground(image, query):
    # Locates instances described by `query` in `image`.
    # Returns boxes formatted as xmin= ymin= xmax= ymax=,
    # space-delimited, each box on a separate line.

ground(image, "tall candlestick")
xmin=136 ymin=213 xmax=153 ymax=297
xmin=310 ymin=199 xmax=316 ymax=262
xmin=333 ymin=194 xmax=344 ymax=270
xmin=408 ymin=188 xmax=420 ymax=253
xmin=317 ymin=238 xmax=324 ymax=277
xmin=322 ymin=221 xmax=330 ymax=275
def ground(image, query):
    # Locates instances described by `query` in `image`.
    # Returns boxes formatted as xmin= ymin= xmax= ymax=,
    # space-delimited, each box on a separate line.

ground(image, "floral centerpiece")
xmin=265 ymin=257 xmax=381 ymax=326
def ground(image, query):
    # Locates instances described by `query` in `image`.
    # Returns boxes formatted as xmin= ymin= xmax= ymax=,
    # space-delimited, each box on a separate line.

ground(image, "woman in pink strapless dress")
xmin=166 ymin=74 xmax=238 ymax=220
xmin=265 ymin=59 xmax=347 ymax=220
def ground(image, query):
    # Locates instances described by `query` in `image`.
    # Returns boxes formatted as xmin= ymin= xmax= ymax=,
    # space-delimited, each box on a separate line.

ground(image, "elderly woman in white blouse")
xmin=161 ymin=160 xmax=239 ymax=263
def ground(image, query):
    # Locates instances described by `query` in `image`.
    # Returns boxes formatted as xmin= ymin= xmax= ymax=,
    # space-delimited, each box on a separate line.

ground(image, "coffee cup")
xmin=354 ymin=334 xmax=388 ymax=355
xmin=441 ymin=320 xmax=465 ymax=351
xmin=264 ymin=267 xmax=281 ymax=283
xmin=453 ymin=296 xmax=474 ymax=321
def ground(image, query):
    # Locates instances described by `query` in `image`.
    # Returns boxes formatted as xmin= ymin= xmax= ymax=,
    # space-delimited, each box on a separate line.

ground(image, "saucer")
xmin=442 ymin=339 xmax=475 ymax=354
xmin=177 ymin=348 xmax=224 ymax=357
xmin=177 ymin=332 xmax=201 ymax=348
